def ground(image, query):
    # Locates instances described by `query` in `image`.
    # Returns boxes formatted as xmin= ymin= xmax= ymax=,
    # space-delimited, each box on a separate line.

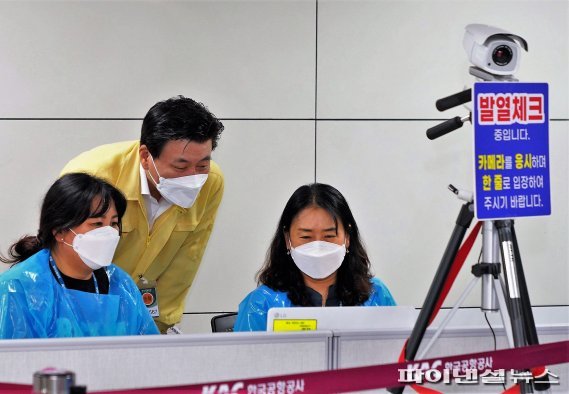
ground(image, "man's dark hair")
xmin=140 ymin=95 xmax=224 ymax=157
xmin=257 ymin=183 xmax=373 ymax=306
xmin=1 ymin=173 xmax=127 ymax=265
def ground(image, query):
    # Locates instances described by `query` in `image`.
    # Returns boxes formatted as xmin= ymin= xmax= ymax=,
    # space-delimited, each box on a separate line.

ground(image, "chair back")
xmin=211 ymin=312 xmax=238 ymax=332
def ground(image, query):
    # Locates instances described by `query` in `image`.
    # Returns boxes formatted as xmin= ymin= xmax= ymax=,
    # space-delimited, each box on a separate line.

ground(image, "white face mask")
xmin=289 ymin=239 xmax=346 ymax=279
xmin=148 ymin=155 xmax=208 ymax=208
xmin=64 ymin=226 xmax=120 ymax=270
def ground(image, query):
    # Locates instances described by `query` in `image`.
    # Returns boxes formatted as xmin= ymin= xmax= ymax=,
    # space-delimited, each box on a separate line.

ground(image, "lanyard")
xmin=49 ymin=255 xmax=99 ymax=295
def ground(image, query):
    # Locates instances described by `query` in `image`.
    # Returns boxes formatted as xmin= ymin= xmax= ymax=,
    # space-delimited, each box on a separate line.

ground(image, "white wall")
xmin=0 ymin=0 xmax=567 ymax=333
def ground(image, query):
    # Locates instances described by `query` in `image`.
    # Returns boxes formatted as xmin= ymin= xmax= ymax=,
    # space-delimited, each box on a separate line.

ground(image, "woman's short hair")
xmin=257 ymin=183 xmax=373 ymax=306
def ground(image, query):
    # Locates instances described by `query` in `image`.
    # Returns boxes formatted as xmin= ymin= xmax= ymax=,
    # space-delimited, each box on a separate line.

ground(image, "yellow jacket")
xmin=61 ymin=140 xmax=224 ymax=331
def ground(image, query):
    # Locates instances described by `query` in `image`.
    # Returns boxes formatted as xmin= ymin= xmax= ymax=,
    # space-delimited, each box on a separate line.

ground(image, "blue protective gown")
xmin=0 ymin=249 xmax=159 ymax=339
xmin=234 ymin=277 xmax=396 ymax=331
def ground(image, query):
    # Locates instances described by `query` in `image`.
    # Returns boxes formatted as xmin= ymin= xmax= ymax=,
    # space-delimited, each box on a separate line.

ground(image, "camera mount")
xmin=426 ymin=24 xmax=528 ymax=141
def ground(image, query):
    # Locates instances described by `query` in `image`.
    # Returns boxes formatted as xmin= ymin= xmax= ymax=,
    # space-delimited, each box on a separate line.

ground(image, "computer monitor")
xmin=266 ymin=306 xmax=418 ymax=332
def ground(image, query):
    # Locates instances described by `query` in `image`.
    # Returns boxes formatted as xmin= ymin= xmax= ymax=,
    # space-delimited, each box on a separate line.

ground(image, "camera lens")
xmin=492 ymin=45 xmax=513 ymax=66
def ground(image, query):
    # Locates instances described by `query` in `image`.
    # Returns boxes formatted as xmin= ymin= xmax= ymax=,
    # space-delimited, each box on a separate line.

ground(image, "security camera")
xmin=463 ymin=24 xmax=528 ymax=76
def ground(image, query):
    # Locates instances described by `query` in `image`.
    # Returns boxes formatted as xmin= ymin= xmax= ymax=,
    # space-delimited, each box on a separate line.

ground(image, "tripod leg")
xmin=495 ymin=220 xmax=533 ymax=394
xmin=495 ymin=220 xmax=528 ymax=346
xmin=510 ymin=223 xmax=551 ymax=391
xmin=417 ymin=276 xmax=480 ymax=360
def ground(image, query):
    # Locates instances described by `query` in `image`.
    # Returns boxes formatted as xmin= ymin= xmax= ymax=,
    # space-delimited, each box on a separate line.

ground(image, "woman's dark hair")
xmin=1 ymin=172 xmax=127 ymax=265
xmin=257 ymin=183 xmax=373 ymax=306
xmin=140 ymin=95 xmax=224 ymax=157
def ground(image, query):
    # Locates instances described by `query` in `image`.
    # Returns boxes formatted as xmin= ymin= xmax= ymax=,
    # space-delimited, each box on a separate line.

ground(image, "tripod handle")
xmin=426 ymin=116 xmax=467 ymax=140
xmin=436 ymin=89 xmax=472 ymax=111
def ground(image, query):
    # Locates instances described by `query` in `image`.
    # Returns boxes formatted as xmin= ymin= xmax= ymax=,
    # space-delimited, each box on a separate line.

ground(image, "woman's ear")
xmin=283 ymin=229 xmax=291 ymax=253
xmin=53 ymin=229 xmax=67 ymax=243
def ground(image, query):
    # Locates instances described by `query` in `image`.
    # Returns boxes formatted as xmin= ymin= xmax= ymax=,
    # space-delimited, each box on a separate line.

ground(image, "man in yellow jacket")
xmin=61 ymin=96 xmax=224 ymax=333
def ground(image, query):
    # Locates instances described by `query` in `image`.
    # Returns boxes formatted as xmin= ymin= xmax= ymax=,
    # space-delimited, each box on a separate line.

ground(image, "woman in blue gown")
xmin=0 ymin=173 xmax=159 ymax=338
xmin=234 ymin=183 xmax=395 ymax=331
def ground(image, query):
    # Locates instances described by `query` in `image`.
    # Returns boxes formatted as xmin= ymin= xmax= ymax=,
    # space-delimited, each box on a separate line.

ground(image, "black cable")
xmin=484 ymin=312 xmax=498 ymax=351
xmin=484 ymin=312 xmax=507 ymax=390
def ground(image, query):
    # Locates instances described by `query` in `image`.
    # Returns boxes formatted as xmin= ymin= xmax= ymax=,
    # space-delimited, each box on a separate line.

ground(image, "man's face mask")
xmin=64 ymin=226 xmax=120 ymax=270
xmin=289 ymin=239 xmax=347 ymax=279
xmin=147 ymin=154 xmax=208 ymax=209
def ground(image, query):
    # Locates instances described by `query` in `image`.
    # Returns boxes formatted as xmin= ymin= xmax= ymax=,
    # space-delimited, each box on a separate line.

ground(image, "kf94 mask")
xmin=65 ymin=226 xmax=120 ymax=270
xmin=148 ymin=155 xmax=208 ymax=208
xmin=289 ymin=240 xmax=346 ymax=279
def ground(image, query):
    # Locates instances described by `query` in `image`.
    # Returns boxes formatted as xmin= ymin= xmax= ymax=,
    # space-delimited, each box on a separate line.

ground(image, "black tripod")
xmin=388 ymin=193 xmax=550 ymax=393
xmin=389 ymin=72 xmax=551 ymax=392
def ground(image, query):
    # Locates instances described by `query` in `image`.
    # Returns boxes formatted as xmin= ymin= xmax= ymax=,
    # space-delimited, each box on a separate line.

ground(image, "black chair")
xmin=211 ymin=312 xmax=238 ymax=332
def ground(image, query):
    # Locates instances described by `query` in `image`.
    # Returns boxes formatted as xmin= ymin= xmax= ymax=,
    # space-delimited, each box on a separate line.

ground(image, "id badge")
xmin=137 ymin=276 xmax=159 ymax=317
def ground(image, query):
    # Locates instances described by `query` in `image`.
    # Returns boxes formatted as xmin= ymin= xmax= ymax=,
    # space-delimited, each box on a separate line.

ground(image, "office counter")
xmin=0 ymin=331 xmax=333 ymax=391
xmin=0 ymin=324 xmax=566 ymax=392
